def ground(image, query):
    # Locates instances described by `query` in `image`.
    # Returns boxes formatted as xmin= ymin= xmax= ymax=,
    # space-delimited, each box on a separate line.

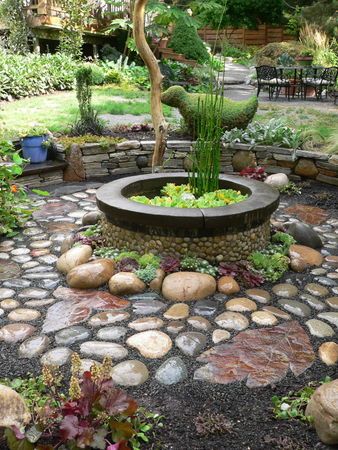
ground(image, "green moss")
xmin=161 ymin=86 xmax=258 ymax=136
xmin=58 ymin=134 xmax=125 ymax=151
xmin=168 ymin=18 xmax=209 ymax=63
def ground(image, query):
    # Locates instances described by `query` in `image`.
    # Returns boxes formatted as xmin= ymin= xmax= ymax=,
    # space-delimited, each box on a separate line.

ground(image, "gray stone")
xmin=55 ymin=326 xmax=91 ymax=345
xmin=41 ymin=347 xmax=72 ymax=366
xmin=97 ymin=326 xmax=127 ymax=341
xmin=80 ymin=341 xmax=128 ymax=360
xmin=318 ymin=312 xmax=338 ymax=327
xmin=272 ymin=283 xmax=298 ymax=298
xmin=300 ymin=294 xmax=326 ymax=311
xmin=19 ymin=335 xmax=50 ymax=358
xmin=314 ymin=277 xmax=337 ymax=287
xmin=155 ymin=357 xmax=188 ymax=385
xmin=175 ymin=332 xmax=207 ymax=357
xmin=306 ymin=319 xmax=335 ymax=338
xmin=265 ymin=173 xmax=289 ymax=187
xmin=278 ymin=299 xmax=311 ymax=317
xmin=193 ymin=299 xmax=219 ymax=316
xmin=82 ymin=211 xmax=102 ymax=226
xmin=3 ymin=280 xmax=30 ymax=289
xmin=18 ymin=288 xmax=48 ymax=300
xmin=0 ymin=288 xmax=15 ymax=299
xmin=132 ymin=300 xmax=166 ymax=315
xmin=305 ymin=283 xmax=329 ymax=297
xmin=285 ymin=222 xmax=322 ymax=249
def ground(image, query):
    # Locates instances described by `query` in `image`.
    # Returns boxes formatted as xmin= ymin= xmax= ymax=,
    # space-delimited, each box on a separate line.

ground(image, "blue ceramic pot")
xmin=21 ymin=135 xmax=48 ymax=164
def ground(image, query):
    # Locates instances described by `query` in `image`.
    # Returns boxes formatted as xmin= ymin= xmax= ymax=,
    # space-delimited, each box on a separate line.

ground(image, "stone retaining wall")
xmin=22 ymin=140 xmax=337 ymax=187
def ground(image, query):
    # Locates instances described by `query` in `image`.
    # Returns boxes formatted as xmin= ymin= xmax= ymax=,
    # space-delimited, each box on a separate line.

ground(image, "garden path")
xmin=0 ymin=182 xmax=337 ymax=388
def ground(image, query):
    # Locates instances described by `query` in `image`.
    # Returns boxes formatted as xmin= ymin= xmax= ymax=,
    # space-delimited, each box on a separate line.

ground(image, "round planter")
xmin=96 ymin=173 xmax=280 ymax=263
xmin=21 ymin=135 xmax=48 ymax=164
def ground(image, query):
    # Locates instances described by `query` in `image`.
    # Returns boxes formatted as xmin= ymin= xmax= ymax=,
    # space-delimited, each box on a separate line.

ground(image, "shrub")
xmin=161 ymin=86 xmax=258 ymax=136
xmin=86 ymin=63 xmax=105 ymax=85
xmin=299 ymin=23 xmax=338 ymax=66
xmin=169 ymin=18 xmax=209 ymax=63
xmin=0 ymin=50 xmax=108 ymax=100
xmin=254 ymin=41 xmax=304 ymax=66
xmin=70 ymin=66 xmax=105 ymax=136
xmin=104 ymin=67 xmax=124 ymax=84
xmin=0 ymin=140 xmax=30 ymax=235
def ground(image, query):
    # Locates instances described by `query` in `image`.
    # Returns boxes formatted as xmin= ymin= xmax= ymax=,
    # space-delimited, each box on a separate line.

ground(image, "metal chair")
xmin=303 ymin=67 xmax=338 ymax=100
xmin=255 ymin=66 xmax=290 ymax=100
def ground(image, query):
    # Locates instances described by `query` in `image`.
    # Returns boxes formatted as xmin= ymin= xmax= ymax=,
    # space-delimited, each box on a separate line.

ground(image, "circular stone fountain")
xmin=96 ymin=173 xmax=279 ymax=263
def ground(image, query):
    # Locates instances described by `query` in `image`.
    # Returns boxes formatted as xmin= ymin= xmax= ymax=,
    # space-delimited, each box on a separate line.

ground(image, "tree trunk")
xmin=133 ymin=0 xmax=168 ymax=171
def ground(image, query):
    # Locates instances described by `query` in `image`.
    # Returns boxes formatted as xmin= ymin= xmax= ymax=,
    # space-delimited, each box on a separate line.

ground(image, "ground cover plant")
xmin=130 ymin=182 xmax=248 ymax=208
xmin=0 ymin=353 xmax=163 ymax=450
xmin=223 ymin=118 xmax=304 ymax=149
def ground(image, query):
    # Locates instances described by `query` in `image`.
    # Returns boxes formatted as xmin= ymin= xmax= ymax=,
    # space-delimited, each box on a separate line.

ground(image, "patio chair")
xmin=302 ymin=66 xmax=338 ymax=100
xmin=255 ymin=66 xmax=290 ymax=100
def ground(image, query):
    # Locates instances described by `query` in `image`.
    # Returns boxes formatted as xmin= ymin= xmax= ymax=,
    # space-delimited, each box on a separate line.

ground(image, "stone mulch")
xmin=0 ymin=181 xmax=337 ymax=392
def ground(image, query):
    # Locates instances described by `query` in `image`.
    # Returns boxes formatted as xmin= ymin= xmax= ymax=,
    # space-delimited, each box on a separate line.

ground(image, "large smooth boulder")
xmin=67 ymin=259 xmax=114 ymax=289
xmin=285 ymin=222 xmax=322 ymax=249
xmin=265 ymin=173 xmax=289 ymax=188
xmin=232 ymin=151 xmax=256 ymax=172
xmin=149 ymin=269 xmax=165 ymax=293
xmin=294 ymin=158 xmax=318 ymax=178
xmin=82 ymin=211 xmax=103 ymax=226
xmin=57 ymin=245 xmax=92 ymax=273
xmin=289 ymin=244 xmax=323 ymax=267
xmin=218 ymin=276 xmax=240 ymax=295
xmin=109 ymin=272 xmax=146 ymax=296
xmin=0 ymin=384 xmax=31 ymax=428
xmin=162 ymin=272 xmax=216 ymax=302
xmin=306 ymin=379 xmax=338 ymax=445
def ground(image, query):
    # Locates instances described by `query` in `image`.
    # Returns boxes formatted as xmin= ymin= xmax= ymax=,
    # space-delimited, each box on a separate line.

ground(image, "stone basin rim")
xmin=96 ymin=173 xmax=280 ymax=231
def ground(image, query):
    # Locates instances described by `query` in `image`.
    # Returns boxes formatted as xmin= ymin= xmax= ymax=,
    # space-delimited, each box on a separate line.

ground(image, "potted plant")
xmin=20 ymin=127 xmax=50 ymax=164
xmin=296 ymin=49 xmax=314 ymax=66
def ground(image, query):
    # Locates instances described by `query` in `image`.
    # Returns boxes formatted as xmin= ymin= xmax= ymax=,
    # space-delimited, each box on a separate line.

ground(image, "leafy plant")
xmin=75 ymin=224 xmax=103 ymax=248
xmin=58 ymin=135 xmax=124 ymax=152
xmin=130 ymin=183 xmax=248 ymax=208
xmin=116 ymin=257 xmax=140 ymax=272
xmin=94 ymin=246 xmax=120 ymax=259
xmin=138 ymin=253 xmax=160 ymax=269
xmin=239 ymin=166 xmax=267 ymax=181
xmin=0 ymin=0 xmax=29 ymax=54
xmin=249 ymin=251 xmax=289 ymax=282
xmin=115 ymin=251 xmax=141 ymax=263
xmin=181 ymin=256 xmax=218 ymax=277
xmin=278 ymin=181 xmax=302 ymax=195
xmin=135 ymin=265 xmax=157 ymax=284
xmin=0 ymin=140 xmax=33 ymax=236
xmin=272 ymin=377 xmax=331 ymax=423
xmin=277 ymin=53 xmax=295 ymax=67
xmin=127 ymin=408 xmax=164 ymax=450
xmin=160 ymin=256 xmax=181 ymax=273
xmin=71 ymin=66 xmax=105 ymax=136
xmin=218 ymin=261 xmax=265 ymax=287
xmin=223 ymin=118 xmax=303 ymax=149
xmin=271 ymin=231 xmax=296 ymax=253
xmin=0 ymin=50 xmax=79 ymax=101
xmin=4 ymin=354 xmax=142 ymax=449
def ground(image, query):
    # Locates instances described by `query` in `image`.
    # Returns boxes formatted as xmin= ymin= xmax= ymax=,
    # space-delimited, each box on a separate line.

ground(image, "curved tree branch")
xmin=133 ymin=0 xmax=168 ymax=171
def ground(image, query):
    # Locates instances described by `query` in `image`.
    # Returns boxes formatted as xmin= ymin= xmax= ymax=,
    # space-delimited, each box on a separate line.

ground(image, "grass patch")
xmin=256 ymin=104 xmax=338 ymax=152
xmin=0 ymin=85 xmax=172 ymax=137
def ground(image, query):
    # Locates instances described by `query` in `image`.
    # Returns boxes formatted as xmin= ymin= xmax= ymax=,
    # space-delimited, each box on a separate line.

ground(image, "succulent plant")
xmin=116 ymin=257 xmax=140 ymax=272
xmin=160 ymin=256 xmax=181 ymax=273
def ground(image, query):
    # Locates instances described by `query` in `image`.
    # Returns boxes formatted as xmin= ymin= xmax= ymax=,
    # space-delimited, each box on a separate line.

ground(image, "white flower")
xmin=280 ymin=402 xmax=290 ymax=411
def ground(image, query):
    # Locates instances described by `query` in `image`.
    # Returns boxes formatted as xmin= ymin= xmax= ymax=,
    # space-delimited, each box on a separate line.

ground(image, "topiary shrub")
xmin=168 ymin=18 xmax=209 ymax=63
xmin=161 ymin=86 xmax=258 ymax=136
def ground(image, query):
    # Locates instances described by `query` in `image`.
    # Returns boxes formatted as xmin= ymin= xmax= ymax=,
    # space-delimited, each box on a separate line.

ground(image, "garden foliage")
xmin=161 ymin=86 xmax=258 ymax=137
xmin=0 ymin=141 xmax=32 ymax=236
xmin=168 ymin=18 xmax=209 ymax=63
xmin=223 ymin=118 xmax=303 ymax=149
xmin=0 ymin=51 xmax=78 ymax=100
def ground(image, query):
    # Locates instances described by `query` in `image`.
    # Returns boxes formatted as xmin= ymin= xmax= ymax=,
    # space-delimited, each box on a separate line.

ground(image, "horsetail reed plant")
xmin=188 ymin=86 xmax=224 ymax=197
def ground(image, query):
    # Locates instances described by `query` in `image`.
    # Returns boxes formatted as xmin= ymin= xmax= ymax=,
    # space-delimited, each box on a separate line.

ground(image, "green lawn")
xmin=0 ymin=86 xmax=172 ymax=136
xmin=256 ymin=104 xmax=338 ymax=152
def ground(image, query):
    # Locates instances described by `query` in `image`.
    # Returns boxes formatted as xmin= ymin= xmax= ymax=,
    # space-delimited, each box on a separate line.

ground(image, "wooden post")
xmin=133 ymin=0 xmax=168 ymax=171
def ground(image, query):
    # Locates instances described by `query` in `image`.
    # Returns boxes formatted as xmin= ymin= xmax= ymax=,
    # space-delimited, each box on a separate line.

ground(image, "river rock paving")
xmin=0 ymin=183 xmax=337 ymax=388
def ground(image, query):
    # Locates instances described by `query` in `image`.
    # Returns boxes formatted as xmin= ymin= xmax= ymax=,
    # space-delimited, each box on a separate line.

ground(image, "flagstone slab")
xmin=194 ymin=321 xmax=315 ymax=387
xmin=285 ymin=205 xmax=329 ymax=225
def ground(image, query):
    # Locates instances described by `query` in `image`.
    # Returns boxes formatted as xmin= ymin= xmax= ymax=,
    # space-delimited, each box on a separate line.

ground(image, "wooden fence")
xmin=199 ymin=24 xmax=294 ymax=47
